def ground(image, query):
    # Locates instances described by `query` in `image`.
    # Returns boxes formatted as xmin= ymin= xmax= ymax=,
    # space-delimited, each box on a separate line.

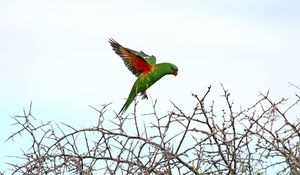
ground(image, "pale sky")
xmin=1 ymin=0 xmax=300 ymax=172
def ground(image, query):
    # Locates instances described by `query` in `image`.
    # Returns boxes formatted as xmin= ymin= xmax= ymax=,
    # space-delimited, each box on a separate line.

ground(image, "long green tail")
xmin=118 ymin=92 xmax=136 ymax=116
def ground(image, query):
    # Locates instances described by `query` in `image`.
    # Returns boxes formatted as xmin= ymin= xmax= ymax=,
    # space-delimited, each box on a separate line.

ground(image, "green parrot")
xmin=109 ymin=38 xmax=178 ymax=115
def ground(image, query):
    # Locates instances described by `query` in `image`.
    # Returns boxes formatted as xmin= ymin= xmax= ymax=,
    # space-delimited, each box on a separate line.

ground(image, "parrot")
xmin=109 ymin=38 xmax=178 ymax=115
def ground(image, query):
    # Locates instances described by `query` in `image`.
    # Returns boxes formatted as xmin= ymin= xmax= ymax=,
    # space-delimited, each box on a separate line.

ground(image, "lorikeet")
xmin=109 ymin=38 xmax=178 ymax=115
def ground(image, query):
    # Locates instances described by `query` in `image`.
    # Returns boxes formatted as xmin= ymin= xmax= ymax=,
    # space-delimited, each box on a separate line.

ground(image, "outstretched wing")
xmin=127 ymin=48 xmax=156 ymax=65
xmin=109 ymin=38 xmax=155 ymax=77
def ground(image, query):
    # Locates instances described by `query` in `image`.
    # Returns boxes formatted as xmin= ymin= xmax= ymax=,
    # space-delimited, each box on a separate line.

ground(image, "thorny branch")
xmin=4 ymin=85 xmax=300 ymax=174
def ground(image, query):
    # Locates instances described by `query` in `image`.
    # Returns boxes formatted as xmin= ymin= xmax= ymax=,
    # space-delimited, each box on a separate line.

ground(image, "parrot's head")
xmin=164 ymin=63 xmax=178 ymax=76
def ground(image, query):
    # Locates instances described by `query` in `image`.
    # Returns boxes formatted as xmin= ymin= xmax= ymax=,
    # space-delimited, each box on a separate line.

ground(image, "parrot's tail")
xmin=118 ymin=95 xmax=135 ymax=116
xmin=117 ymin=104 xmax=127 ymax=116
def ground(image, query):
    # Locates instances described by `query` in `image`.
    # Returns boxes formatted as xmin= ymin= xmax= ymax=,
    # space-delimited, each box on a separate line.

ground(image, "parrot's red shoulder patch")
xmin=109 ymin=39 xmax=153 ymax=76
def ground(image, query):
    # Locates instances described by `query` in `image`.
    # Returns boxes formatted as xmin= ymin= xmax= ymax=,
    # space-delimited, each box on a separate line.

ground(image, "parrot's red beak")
xmin=172 ymin=71 xmax=178 ymax=76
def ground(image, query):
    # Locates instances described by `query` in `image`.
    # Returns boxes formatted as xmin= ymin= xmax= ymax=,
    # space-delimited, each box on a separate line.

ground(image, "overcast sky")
xmin=1 ymin=0 xmax=300 ymax=172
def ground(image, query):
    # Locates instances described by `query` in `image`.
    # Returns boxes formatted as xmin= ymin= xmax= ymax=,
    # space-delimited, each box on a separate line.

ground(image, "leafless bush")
xmin=4 ymin=85 xmax=300 ymax=174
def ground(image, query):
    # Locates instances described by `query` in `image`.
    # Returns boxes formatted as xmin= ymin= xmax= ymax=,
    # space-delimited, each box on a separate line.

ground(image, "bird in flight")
xmin=109 ymin=38 xmax=178 ymax=115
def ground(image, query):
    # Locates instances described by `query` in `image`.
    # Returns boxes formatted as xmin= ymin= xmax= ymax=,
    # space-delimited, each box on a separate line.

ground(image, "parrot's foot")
xmin=141 ymin=92 xmax=148 ymax=100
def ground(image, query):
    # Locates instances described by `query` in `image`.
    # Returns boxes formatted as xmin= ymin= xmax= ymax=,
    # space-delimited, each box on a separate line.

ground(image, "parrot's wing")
xmin=109 ymin=38 xmax=155 ymax=77
xmin=127 ymin=48 xmax=156 ymax=65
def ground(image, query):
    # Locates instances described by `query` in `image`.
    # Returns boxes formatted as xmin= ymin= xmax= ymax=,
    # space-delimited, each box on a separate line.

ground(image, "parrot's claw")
xmin=141 ymin=92 xmax=148 ymax=100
